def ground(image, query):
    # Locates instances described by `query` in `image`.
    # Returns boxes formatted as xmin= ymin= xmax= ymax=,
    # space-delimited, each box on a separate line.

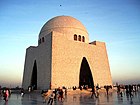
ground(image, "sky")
xmin=0 ymin=0 xmax=140 ymax=87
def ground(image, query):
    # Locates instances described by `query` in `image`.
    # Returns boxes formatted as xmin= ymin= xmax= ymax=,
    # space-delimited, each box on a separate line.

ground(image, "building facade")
xmin=22 ymin=16 xmax=112 ymax=90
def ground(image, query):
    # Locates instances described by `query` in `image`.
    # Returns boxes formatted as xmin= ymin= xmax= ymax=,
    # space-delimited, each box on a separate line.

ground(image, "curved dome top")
xmin=39 ymin=16 xmax=89 ymax=43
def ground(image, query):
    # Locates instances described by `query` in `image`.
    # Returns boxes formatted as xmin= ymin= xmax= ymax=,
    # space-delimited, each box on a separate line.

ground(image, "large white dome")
xmin=39 ymin=16 xmax=89 ymax=43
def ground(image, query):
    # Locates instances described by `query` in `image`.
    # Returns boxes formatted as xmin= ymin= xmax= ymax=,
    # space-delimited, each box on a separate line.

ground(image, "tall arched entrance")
xmin=79 ymin=57 xmax=94 ymax=88
xmin=31 ymin=60 xmax=37 ymax=90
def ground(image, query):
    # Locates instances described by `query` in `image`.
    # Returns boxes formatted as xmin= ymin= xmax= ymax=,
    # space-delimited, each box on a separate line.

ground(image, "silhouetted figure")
xmin=79 ymin=86 xmax=83 ymax=90
xmin=129 ymin=85 xmax=133 ymax=97
xmin=117 ymin=85 xmax=123 ymax=97
xmin=104 ymin=85 xmax=112 ymax=95
xmin=54 ymin=89 xmax=57 ymax=100
xmin=64 ymin=88 xmax=67 ymax=95
xmin=73 ymin=86 xmax=77 ymax=90
xmin=91 ymin=86 xmax=98 ymax=98
xmin=58 ymin=89 xmax=64 ymax=101
xmin=125 ymin=85 xmax=129 ymax=94
xmin=117 ymin=85 xmax=121 ymax=93
xmin=95 ymin=84 xmax=100 ymax=98
xmin=106 ymin=86 xmax=109 ymax=95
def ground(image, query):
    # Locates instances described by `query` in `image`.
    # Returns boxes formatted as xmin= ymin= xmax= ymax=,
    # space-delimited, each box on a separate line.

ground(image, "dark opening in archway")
xmin=31 ymin=60 xmax=37 ymax=90
xmin=79 ymin=57 xmax=94 ymax=88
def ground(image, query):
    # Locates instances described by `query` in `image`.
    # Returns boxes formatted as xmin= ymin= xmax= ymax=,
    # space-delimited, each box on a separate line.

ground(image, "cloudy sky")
xmin=0 ymin=0 xmax=140 ymax=87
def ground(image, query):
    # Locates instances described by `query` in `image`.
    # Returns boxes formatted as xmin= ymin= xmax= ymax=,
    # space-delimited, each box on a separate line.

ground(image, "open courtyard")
xmin=0 ymin=89 xmax=140 ymax=105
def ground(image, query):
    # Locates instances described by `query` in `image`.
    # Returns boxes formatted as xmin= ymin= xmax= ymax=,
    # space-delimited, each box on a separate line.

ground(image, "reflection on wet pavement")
xmin=0 ymin=90 xmax=140 ymax=105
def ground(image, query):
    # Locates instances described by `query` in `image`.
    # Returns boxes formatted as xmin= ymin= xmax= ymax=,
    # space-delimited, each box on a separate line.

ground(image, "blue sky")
xmin=0 ymin=0 xmax=140 ymax=87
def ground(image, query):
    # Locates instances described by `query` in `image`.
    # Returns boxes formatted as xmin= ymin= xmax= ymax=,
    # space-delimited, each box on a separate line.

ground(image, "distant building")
xmin=22 ymin=16 xmax=112 ymax=90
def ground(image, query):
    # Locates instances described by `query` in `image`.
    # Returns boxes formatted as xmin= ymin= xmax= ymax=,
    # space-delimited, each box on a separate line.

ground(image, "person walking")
xmin=53 ymin=89 xmax=57 ymax=100
xmin=48 ymin=91 xmax=55 ymax=105
xmin=95 ymin=85 xmax=100 ymax=98
xmin=6 ymin=89 xmax=9 ymax=101
xmin=91 ymin=86 xmax=98 ymax=98
xmin=104 ymin=85 xmax=111 ymax=95
xmin=58 ymin=89 xmax=64 ymax=101
xmin=129 ymin=85 xmax=133 ymax=97
xmin=3 ymin=89 xmax=9 ymax=102
xmin=117 ymin=85 xmax=123 ymax=97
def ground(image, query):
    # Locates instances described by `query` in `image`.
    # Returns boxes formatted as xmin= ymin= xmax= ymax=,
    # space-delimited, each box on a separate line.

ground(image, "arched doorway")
xmin=31 ymin=60 xmax=37 ymax=90
xmin=79 ymin=57 xmax=94 ymax=88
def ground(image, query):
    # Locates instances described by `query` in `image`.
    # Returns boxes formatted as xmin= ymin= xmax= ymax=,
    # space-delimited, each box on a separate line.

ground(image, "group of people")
xmin=1 ymin=84 xmax=139 ymax=104
xmin=42 ymin=87 xmax=65 ymax=105
xmin=117 ymin=84 xmax=140 ymax=97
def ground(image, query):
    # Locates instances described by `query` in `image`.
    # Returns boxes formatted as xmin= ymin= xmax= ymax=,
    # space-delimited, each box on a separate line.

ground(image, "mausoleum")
xmin=22 ymin=16 xmax=112 ymax=90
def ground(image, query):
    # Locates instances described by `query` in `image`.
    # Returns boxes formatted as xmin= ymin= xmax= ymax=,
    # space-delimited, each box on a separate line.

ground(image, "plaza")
xmin=0 ymin=89 xmax=140 ymax=105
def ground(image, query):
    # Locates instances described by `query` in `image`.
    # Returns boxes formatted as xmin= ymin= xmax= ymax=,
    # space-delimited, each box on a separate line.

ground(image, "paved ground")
xmin=0 ymin=89 xmax=140 ymax=105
